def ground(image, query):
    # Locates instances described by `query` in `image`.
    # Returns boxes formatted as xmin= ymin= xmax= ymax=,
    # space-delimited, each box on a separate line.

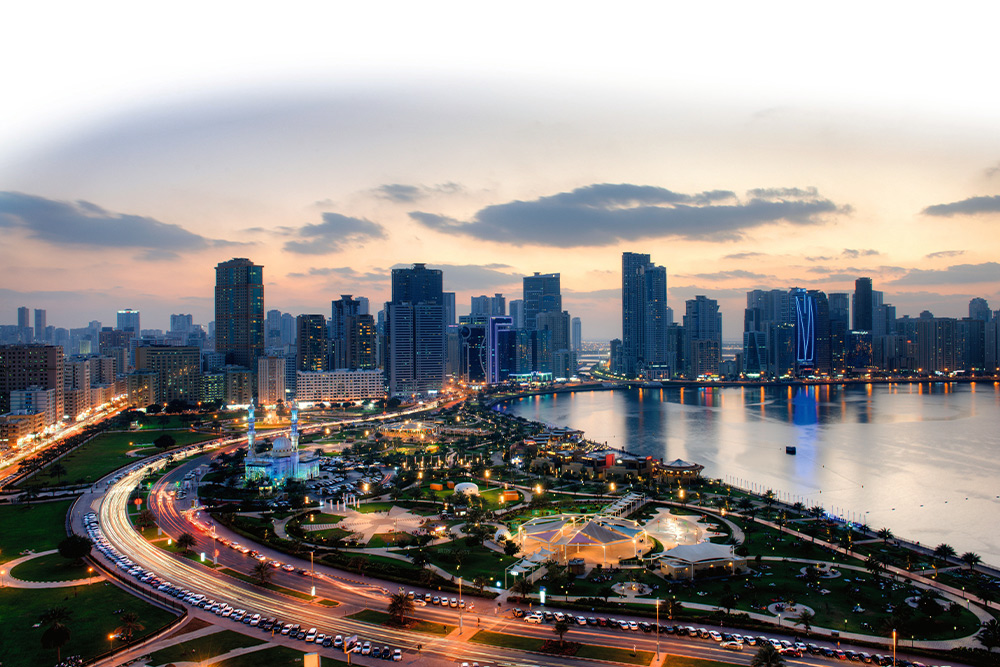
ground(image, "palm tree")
xmin=409 ymin=549 xmax=429 ymax=568
xmin=115 ymin=611 xmax=144 ymax=642
xmin=252 ymin=560 xmax=273 ymax=586
xmin=877 ymin=527 xmax=893 ymax=545
xmin=176 ymin=532 xmax=196 ymax=554
xmin=933 ymin=543 xmax=956 ymax=563
xmin=48 ymin=462 xmax=67 ymax=483
xmin=512 ymin=577 xmax=533 ymax=602
xmin=39 ymin=607 xmax=72 ymax=662
xmin=386 ymin=591 xmax=414 ymax=625
xmin=664 ymin=598 xmax=683 ymax=620
xmin=473 ymin=575 xmax=490 ymax=594
xmin=751 ymin=643 xmax=785 ymax=667
xmin=978 ymin=619 xmax=1000 ymax=652
xmin=809 ymin=506 xmax=824 ymax=520
xmin=553 ymin=619 xmax=570 ymax=647
xmin=793 ymin=609 xmax=815 ymax=635
xmin=961 ymin=552 xmax=982 ymax=571
xmin=762 ymin=490 xmax=776 ymax=508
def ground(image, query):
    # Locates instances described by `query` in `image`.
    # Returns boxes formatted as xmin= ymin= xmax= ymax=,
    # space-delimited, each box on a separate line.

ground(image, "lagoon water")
xmin=498 ymin=383 xmax=1000 ymax=566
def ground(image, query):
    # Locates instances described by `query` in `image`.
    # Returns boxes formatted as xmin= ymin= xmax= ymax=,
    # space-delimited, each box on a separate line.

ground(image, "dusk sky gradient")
xmin=2 ymin=3 xmax=999 ymax=340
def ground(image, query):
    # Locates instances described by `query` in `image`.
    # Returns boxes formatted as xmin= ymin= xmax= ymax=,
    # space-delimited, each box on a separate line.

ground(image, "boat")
xmin=785 ymin=446 xmax=797 ymax=455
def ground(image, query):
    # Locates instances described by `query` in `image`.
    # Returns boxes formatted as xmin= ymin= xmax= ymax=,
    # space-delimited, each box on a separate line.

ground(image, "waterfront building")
xmin=523 ymin=272 xmax=561 ymax=332
xmin=571 ymin=317 xmax=582 ymax=352
xmin=214 ymin=258 xmax=265 ymax=368
xmin=621 ymin=252 xmax=669 ymax=378
xmin=386 ymin=263 xmax=445 ymax=395
xmin=683 ymin=296 xmax=721 ymax=378
xmin=852 ymin=277 xmax=873 ymax=332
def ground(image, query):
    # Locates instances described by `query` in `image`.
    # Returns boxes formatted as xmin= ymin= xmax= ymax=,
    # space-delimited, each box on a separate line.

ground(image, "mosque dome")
xmin=271 ymin=435 xmax=295 ymax=456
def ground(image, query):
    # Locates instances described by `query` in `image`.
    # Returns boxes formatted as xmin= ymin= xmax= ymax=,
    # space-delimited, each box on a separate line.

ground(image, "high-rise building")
xmin=683 ymin=296 xmax=721 ymax=378
xmin=386 ymin=264 xmax=445 ymax=395
xmin=296 ymin=315 xmax=329 ymax=372
xmin=17 ymin=307 xmax=30 ymax=331
xmin=828 ymin=293 xmax=850 ymax=374
xmin=621 ymin=253 xmax=669 ymax=377
xmin=344 ymin=314 xmax=377 ymax=370
xmin=331 ymin=295 xmax=365 ymax=368
xmin=571 ymin=317 xmax=582 ymax=352
xmin=917 ymin=318 xmax=958 ymax=373
xmin=486 ymin=316 xmax=515 ymax=384
xmin=970 ymin=297 xmax=991 ymax=322
xmin=280 ymin=312 xmax=296 ymax=346
xmin=265 ymin=309 xmax=283 ymax=348
xmin=170 ymin=314 xmax=193 ymax=333
xmin=852 ymin=278 xmax=873 ymax=332
xmin=135 ymin=345 xmax=201 ymax=404
xmin=214 ymin=258 xmax=265 ymax=368
xmin=523 ymin=272 xmax=561 ymax=331
xmin=470 ymin=296 xmax=490 ymax=316
xmin=33 ymin=309 xmax=46 ymax=342
xmin=0 ymin=344 xmax=64 ymax=416
xmin=257 ymin=355 xmax=286 ymax=405
xmin=443 ymin=292 xmax=456 ymax=326
xmin=117 ymin=308 xmax=141 ymax=332
xmin=508 ymin=300 xmax=525 ymax=329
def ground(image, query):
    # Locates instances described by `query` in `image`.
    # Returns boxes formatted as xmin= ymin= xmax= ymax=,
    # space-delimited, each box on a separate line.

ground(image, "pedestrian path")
xmin=3 ymin=549 xmax=105 ymax=588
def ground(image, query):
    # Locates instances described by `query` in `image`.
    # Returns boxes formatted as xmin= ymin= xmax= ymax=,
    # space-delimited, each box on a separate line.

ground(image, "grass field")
xmin=9 ymin=551 xmax=92 ymax=582
xmin=213 ymin=645 xmax=351 ymax=667
xmin=147 ymin=629 xmax=265 ymax=665
xmin=0 ymin=583 xmax=178 ymax=667
xmin=423 ymin=542 xmax=517 ymax=581
xmin=0 ymin=499 xmax=72 ymax=563
xmin=26 ymin=430 xmax=216 ymax=487
xmin=469 ymin=630 xmax=654 ymax=665
xmin=347 ymin=609 xmax=455 ymax=635
xmin=219 ymin=568 xmax=314 ymax=600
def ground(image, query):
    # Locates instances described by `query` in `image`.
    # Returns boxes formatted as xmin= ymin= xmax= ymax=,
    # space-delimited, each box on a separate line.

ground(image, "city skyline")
xmin=2 ymin=7 xmax=999 ymax=339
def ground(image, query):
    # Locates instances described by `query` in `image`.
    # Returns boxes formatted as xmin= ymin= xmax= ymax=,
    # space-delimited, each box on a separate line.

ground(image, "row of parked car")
xmin=84 ymin=512 xmax=402 ymax=661
xmin=516 ymin=610 xmax=946 ymax=667
xmin=409 ymin=590 xmax=472 ymax=610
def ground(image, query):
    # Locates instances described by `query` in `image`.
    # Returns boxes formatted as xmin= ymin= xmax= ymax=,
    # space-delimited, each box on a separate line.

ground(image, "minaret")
xmin=290 ymin=401 xmax=299 ymax=479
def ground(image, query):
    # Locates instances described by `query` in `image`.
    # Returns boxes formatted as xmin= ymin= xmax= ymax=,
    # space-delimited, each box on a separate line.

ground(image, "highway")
xmin=71 ymin=444 xmax=943 ymax=667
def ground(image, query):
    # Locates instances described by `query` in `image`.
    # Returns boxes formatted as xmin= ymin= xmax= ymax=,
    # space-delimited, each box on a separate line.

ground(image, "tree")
xmin=961 ymin=552 xmax=982 ymax=571
xmin=553 ymin=619 xmax=570 ymax=647
xmin=136 ymin=509 xmax=156 ymax=530
xmin=176 ymin=532 xmax=196 ymax=554
xmin=146 ymin=403 xmax=162 ymax=414
xmin=978 ymin=619 xmax=1000 ymax=652
xmin=793 ymin=609 xmax=815 ymax=635
xmin=387 ymin=591 xmax=414 ymax=625
xmin=512 ymin=577 xmax=533 ymax=602
xmin=877 ymin=527 xmax=893 ymax=544
xmin=48 ymin=462 xmax=67 ymax=483
xmin=40 ymin=607 xmax=72 ymax=662
xmin=57 ymin=534 xmax=92 ymax=563
xmin=472 ymin=575 xmax=490 ymax=594
xmin=664 ymin=598 xmax=683 ymax=620
xmin=933 ymin=543 xmax=956 ymax=562
xmin=153 ymin=434 xmax=176 ymax=450
xmin=115 ymin=611 xmax=144 ymax=642
xmin=751 ymin=643 xmax=785 ymax=667
xmin=503 ymin=540 xmax=520 ymax=557
xmin=252 ymin=560 xmax=273 ymax=586
xmin=409 ymin=549 xmax=430 ymax=568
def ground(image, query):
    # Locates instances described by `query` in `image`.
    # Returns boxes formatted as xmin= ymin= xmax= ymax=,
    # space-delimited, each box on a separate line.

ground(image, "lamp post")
xmin=655 ymin=598 xmax=660 ymax=658
xmin=459 ymin=575 xmax=464 ymax=632
xmin=310 ymin=550 xmax=316 ymax=597
xmin=892 ymin=628 xmax=897 ymax=667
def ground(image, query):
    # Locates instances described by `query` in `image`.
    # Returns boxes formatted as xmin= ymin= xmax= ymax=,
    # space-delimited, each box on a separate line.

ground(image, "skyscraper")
xmin=33 ymin=309 xmax=46 ymax=342
xmin=683 ymin=296 xmax=721 ymax=378
xmin=621 ymin=252 xmax=668 ymax=377
xmin=970 ymin=297 xmax=991 ymax=322
xmin=135 ymin=345 xmax=201 ymax=404
xmin=17 ymin=307 xmax=30 ymax=331
xmin=486 ymin=316 xmax=515 ymax=384
xmin=571 ymin=317 xmax=582 ymax=352
xmin=508 ymin=300 xmax=525 ymax=329
xmin=214 ymin=258 xmax=264 ymax=368
xmin=852 ymin=277 xmax=873 ymax=331
xmin=331 ymin=295 xmax=363 ymax=368
xmin=117 ymin=308 xmax=141 ymax=332
xmin=386 ymin=263 xmax=445 ymax=395
xmin=296 ymin=315 xmax=329 ymax=372
xmin=523 ymin=272 xmax=561 ymax=331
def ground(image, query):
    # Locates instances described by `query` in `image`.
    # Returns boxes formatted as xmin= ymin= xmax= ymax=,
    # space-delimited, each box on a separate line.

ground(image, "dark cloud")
xmin=842 ymin=248 xmax=880 ymax=258
xmin=388 ymin=263 xmax=522 ymax=291
xmin=0 ymin=191 xmax=232 ymax=252
xmin=890 ymin=262 xmax=1000 ymax=285
xmin=283 ymin=212 xmax=387 ymax=254
xmin=409 ymin=183 xmax=847 ymax=247
xmin=986 ymin=163 xmax=1000 ymax=179
xmin=805 ymin=255 xmax=835 ymax=262
xmin=723 ymin=251 xmax=767 ymax=260
xmin=925 ymin=250 xmax=966 ymax=259
xmin=374 ymin=182 xmax=465 ymax=203
xmin=685 ymin=269 xmax=773 ymax=280
xmin=287 ymin=266 xmax=388 ymax=280
xmin=922 ymin=195 xmax=1000 ymax=217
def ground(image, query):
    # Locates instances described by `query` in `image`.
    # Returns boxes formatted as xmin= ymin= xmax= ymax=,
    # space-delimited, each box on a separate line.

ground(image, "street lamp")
xmin=655 ymin=598 xmax=660 ymax=658
xmin=892 ymin=629 xmax=897 ymax=667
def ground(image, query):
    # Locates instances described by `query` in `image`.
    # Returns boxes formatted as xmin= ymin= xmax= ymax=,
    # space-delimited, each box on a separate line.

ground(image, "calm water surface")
xmin=498 ymin=383 xmax=1000 ymax=566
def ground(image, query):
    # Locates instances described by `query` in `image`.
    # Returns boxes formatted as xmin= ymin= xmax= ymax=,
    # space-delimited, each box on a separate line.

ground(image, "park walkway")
xmin=3 ymin=548 xmax=105 ymax=588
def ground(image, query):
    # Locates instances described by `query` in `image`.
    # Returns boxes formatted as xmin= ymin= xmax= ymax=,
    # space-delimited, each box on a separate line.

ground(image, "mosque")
xmin=243 ymin=402 xmax=320 ymax=485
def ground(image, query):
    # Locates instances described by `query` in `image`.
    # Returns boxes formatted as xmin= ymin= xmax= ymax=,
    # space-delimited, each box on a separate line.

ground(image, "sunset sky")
xmin=2 ymin=3 xmax=999 ymax=340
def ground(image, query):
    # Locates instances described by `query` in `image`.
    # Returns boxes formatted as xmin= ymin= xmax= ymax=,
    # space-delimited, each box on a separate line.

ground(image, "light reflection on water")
xmin=498 ymin=383 xmax=1000 ymax=566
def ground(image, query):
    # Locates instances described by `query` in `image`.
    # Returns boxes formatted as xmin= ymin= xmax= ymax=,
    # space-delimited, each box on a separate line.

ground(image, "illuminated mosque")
xmin=243 ymin=402 xmax=320 ymax=485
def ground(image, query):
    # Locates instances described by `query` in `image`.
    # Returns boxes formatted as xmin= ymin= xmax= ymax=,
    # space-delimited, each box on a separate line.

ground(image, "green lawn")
xmin=576 ymin=643 xmax=655 ymax=665
xmin=469 ymin=630 xmax=654 ymax=665
xmin=10 ymin=552 xmax=92 ymax=582
xmin=214 ymin=645 xmax=351 ymax=667
xmin=663 ymin=654 xmax=741 ymax=667
xmin=423 ymin=542 xmax=518 ymax=581
xmin=0 ymin=583 xmax=178 ymax=667
xmin=0 ymin=499 xmax=73 ymax=563
xmin=355 ymin=501 xmax=399 ymax=514
xmin=147 ymin=629 xmax=265 ymax=665
xmin=218 ymin=567 xmax=314 ymax=600
xmin=367 ymin=532 xmax=417 ymax=548
xmin=346 ymin=609 xmax=455 ymax=635
xmin=470 ymin=629 xmax=543 ymax=650
xmin=26 ymin=430 xmax=217 ymax=487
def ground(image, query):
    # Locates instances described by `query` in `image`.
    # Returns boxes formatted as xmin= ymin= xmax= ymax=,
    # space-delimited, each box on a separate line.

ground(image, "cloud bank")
xmin=891 ymin=262 xmax=1000 ymax=285
xmin=409 ymin=183 xmax=847 ymax=247
xmin=922 ymin=195 xmax=1000 ymax=217
xmin=283 ymin=212 xmax=387 ymax=254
